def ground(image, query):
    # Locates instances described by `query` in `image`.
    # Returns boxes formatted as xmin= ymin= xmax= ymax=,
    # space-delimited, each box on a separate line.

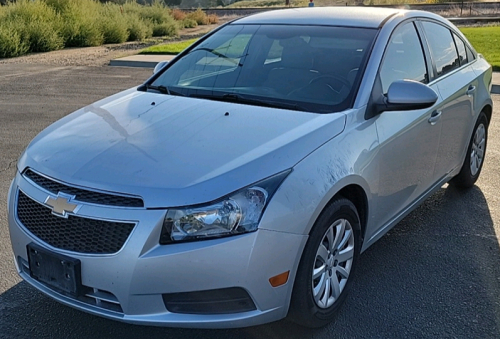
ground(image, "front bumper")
xmin=8 ymin=171 xmax=308 ymax=328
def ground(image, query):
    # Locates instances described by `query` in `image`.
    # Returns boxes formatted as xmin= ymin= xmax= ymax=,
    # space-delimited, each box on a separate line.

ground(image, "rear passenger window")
xmin=379 ymin=22 xmax=428 ymax=94
xmin=421 ymin=22 xmax=459 ymax=77
xmin=466 ymin=46 xmax=475 ymax=63
xmin=453 ymin=33 xmax=467 ymax=66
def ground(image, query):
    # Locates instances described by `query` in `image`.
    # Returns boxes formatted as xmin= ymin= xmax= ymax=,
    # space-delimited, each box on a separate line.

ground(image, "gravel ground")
xmin=0 ymin=21 xmax=228 ymax=67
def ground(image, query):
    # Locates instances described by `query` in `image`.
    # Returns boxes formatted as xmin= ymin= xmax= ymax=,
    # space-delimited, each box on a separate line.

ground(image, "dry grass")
xmin=171 ymin=9 xmax=187 ymax=21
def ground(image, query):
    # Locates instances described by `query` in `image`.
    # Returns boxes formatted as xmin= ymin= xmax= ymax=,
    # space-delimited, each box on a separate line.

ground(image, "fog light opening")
xmin=269 ymin=271 xmax=290 ymax=287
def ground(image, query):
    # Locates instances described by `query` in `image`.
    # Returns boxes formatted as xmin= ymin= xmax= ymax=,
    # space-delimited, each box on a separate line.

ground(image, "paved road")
xmin=0 ymin=64 xmax=499 ymax=338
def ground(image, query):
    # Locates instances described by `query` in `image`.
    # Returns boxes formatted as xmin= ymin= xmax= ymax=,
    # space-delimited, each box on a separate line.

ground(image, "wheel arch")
xmin=309 ymin=182 xmax=369 ymax=245
xmin=482 ymin=104 xmax=492 ymax=126
xmin=336 ymin=185 xmax=368 ymax=243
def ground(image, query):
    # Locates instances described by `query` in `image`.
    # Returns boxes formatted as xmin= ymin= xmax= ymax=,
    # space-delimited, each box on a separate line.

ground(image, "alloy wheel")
xmin=312 ymin=218 xmax=355 ymax=309
xmin=470 ymin=123 xmax=486 ymax=177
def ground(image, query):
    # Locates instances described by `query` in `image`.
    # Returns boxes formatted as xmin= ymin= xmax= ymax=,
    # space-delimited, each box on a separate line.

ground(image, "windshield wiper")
xmin=191 ymin=93 xmax=306 ymax=111
xmin=141 ymin=84 xmax=185 ymax=97
xmin=189 ymin=48 xmax=244 ymax=67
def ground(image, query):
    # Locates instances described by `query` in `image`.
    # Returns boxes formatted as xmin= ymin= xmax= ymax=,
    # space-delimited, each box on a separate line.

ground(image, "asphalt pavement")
xmin=0 ymin=63 xmax=500 ymax=338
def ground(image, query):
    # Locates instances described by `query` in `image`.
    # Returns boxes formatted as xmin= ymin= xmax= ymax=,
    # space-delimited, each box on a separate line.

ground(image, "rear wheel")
xmin=450 ymin=112 xmax=488 ymax=189
xmin=288 ymin=197 xmax=361 ymax=328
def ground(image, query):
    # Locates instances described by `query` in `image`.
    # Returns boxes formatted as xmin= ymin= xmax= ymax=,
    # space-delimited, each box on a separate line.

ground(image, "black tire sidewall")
xmin=451 ymin=112 xmax=488 ymax=188
xmin=288 ymin=198 xmax=361 ymax=328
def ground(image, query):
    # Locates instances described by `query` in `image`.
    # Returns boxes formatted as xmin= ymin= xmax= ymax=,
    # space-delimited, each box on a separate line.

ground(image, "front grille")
xmin=24 ymin=169 xmax=144 ymax=208
xmin=17 ymin=191 xmax=135 ymax=254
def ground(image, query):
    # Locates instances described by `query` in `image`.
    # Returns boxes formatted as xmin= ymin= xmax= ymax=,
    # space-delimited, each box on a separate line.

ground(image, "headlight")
xmin=160 ymin=170 xmax=291 ymax=244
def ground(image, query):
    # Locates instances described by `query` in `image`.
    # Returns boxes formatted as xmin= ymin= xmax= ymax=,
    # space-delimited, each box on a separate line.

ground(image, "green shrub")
xmin=5 ymin=0 xmax=64 ymax=53
xmin=136 ymin=1 xmax=172 ymax=25
xmin=0 ymin=0 xmax=179 ymax=57
xmin=126 ymin=14 xmax=153 ymax=41
xmin=24 ymin=19 xmax=65 ymax=52
xmin=100 ymin=3 xmax=129 ymax=44
xmin=45 ymin=0 xmax=103 ymax=47
xmin=0 ymin=23 xmax=30 ymax=58
xmin=181 ymin=18 xmax=198 ymax=29
xmin=152 ymin=22 xmax=178 ymax=37
xmin=123 ymin=0 xmax=178 ymax=38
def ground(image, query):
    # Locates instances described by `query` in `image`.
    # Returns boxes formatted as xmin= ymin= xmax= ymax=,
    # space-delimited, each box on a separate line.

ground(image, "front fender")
xmin=259 ymin=109 xmax=379 ymax=237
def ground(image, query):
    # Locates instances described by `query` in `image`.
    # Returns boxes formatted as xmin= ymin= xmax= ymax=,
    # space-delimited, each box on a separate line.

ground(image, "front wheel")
xmin=450 ymin=112 xmax=488 ymax=189
xmin=288 ymin=197 xmax=361 ymax=328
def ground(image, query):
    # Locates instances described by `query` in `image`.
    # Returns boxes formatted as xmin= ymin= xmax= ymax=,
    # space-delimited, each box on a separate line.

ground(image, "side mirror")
xmin=376 ymin=80 xmax=438 ymax=113
xmin=153 ymin=61 xmax=169 ymax=74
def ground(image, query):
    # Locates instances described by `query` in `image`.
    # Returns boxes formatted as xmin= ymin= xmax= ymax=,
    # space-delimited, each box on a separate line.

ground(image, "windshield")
xmin=150 ymin=24 xmax=377 ymax=113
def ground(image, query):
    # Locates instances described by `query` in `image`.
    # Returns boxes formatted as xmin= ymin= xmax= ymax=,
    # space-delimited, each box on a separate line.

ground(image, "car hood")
xmin=19 ymin=89 xmax=347 ymax=207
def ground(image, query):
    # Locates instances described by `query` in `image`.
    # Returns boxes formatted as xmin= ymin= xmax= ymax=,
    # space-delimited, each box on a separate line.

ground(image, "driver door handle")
xmin=466 ymin=85 xmax=476 ymax=96
xmin=428 ymin=110 xmax=442 ymax=125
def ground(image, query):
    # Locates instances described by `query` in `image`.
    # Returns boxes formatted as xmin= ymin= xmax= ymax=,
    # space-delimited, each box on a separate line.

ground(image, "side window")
xmin=452 ymin=33 xmax=467 ymax=66
xmin=466 ymin=46 xmax=475 ymax=63
xmin=421 ymin=21 xmax=460 ymax=77
xmin=380 ymin=22 xmax=428 ymax=94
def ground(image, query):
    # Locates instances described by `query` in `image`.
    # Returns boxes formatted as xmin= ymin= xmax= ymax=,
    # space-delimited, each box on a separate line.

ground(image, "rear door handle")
xmin=428 ymin=110 xmax=442 ymax=125
xmin=466 ymin=85 xmax=476 ymax=96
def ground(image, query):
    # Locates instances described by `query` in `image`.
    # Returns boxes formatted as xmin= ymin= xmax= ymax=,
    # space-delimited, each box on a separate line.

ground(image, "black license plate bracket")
xmin=27 ymin=243 xmax=82 ymax=296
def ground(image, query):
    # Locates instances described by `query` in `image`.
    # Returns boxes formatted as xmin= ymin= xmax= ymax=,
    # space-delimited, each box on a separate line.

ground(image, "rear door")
xmin=418 ymin=21 xmax=477 ymax=179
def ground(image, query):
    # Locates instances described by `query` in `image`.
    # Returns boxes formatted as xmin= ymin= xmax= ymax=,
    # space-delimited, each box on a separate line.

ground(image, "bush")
xmin=45 ymin=0 xmax=103 ymax=47
xmin=152 ymin=22 xmax=178 ymax=37
xmin=186 ymin=9 xmax=209 ymax=25
xmin=5 ymin=0 xmax=64 ymax=53
xmin=99 ymin=3 xmax=129 ymax=44
xmin=124 ymin=0 xmax=178 ymax=38
xmin=24 ymin=19 xmax=65 ymax=52
xmin=136 ymin=1 xmax=172 ymax=25
xmin=181 ymin=18 xmax=198 ymax=28
xmin=0 ymin=0 xmax=181 ymax=58
xmin=207 ymin=14 xmax=219 ymax=24
xmin=0 ymin=23 xmax=30 ymax=58
xmin=126 ymin=14 xmax=153 ymax=41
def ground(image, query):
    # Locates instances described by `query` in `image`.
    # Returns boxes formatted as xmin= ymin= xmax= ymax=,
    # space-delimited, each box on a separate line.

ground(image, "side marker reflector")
xmin=269 ymin=271 xmax=290 ymax=287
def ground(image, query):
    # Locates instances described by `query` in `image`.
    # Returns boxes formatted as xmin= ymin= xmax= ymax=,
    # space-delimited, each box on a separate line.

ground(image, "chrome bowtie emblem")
xmin=45 ymin=193 xmax=80 ymax=218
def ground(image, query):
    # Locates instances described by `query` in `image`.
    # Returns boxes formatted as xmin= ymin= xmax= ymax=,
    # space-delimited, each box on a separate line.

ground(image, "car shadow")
xmin=1 ymin=184 xmax=499 ymax=339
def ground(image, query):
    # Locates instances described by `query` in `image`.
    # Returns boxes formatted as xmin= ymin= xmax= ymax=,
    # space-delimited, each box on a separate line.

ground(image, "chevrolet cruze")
xmin=7 ymin=7 xmax=493 ymax=328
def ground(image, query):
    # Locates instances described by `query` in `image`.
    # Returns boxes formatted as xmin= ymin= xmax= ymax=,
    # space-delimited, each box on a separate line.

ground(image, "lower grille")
xmin=16 ymin=191 xmax=135 ymax=254
xmin=81 ymin=288 xmax=123 ymax=313
xmin=162 ymin=287 xmax=257 ymax=314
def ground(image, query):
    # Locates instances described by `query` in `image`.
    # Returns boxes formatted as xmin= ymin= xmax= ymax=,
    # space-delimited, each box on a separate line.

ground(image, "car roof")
xmin=234 ymin=7 xmax=404 ymax=28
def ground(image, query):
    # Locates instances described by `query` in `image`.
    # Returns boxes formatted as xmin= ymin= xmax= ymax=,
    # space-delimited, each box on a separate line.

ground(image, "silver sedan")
xmin=7 ymin=7 xmax=493 ymax=328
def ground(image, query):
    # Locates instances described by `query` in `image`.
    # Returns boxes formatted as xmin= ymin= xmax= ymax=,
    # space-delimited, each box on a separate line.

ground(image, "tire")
xmin=287 ymin=197 xmax=361 ymax=328
xmin=450 ymin=112 xmax=488 ymax=189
